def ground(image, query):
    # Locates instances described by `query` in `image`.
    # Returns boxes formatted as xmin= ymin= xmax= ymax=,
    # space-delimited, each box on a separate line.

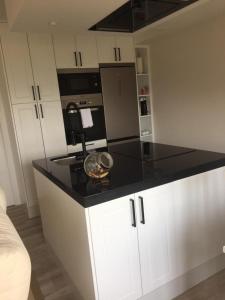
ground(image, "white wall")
xmin=149 ymin=16 xmax=225 ymax=153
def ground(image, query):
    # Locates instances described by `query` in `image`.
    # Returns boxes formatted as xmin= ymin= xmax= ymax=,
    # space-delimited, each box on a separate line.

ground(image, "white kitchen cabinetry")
xmin=13 ymin=102 xmax=67 ymax=212
xmin=52 ymin=34 xmax=76 ymax=69
xmin=97 ymin=35 xmax=135 ymax=63
xmin=96 ymin=35 xmax=116 ymax=63
xmin=1 ymin=33 xmax=35 ymax=104
xmin=88 ymin=195 xmax=142 ymax=300
xmin=76 ymin=35 xmax=99 ymax=68
xmin=135 ymin=185 xmax=172 ymax=295
xmin=116 ymin=36 xmax=135 ymax=62
xmin=35 ymin=166 xmax=225 ymax=300
xmin=2 ymin=33 xmax=60 ymax=103
xmin=53 ymin=34 xmax=98 ymax=68
xmin=28 ymin=34 xmax=60 ymax=102
xmin=12 ymin=104 xmax=45 ymax=208
xmin=170 ymin=168 xmax=225 ymax=279
xmin=1 ymin=32 xmax=67 ymax=215
xmin=39 ymin=101 xmax=67 ymax=157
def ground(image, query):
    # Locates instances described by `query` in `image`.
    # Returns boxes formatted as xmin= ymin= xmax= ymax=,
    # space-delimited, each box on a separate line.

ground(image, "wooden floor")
xmin=7 ymin=204 xmax=77 ymax=300
xmin=7 ymin=204 xmax=225 ymax=300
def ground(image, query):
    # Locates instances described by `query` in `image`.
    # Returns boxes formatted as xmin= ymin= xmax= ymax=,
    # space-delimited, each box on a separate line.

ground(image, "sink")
xmin=51 ymin=155 xmax=83 ymax=166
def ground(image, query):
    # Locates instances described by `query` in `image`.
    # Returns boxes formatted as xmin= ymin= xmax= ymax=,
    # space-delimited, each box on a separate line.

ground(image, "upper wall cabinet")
xmin=1 ymin=33 xmax=60 ymax=104
xmin=53 ymin=34 xmax=99 ymax=69
xmin=28 ymin=34 xmax=60 ymax=102
xmin=97 ymin=35 xmax=135 ymax=64
xmin=1 ymin=33 xmax=35 ymax=104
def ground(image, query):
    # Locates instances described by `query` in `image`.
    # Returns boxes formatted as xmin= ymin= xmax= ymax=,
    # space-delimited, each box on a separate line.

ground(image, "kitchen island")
xmin=33 ymin=141 xmax=225 ymax=300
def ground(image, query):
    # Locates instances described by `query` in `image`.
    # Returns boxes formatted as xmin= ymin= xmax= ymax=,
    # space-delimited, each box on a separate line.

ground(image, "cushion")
xmin=0 ymin=208 xmax=31 ymax=300
xmin=0 ymin=187 xmax=6 ymax=212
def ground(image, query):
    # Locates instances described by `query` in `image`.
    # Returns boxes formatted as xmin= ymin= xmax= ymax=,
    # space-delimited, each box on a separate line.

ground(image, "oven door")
xmin=58 ymin=72 xmax=101 ymax=96
xmin=63 ymin=106 xmax=106 ymax=146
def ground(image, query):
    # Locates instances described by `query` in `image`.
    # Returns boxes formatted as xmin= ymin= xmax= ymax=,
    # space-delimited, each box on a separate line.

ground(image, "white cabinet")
xmin=1 ymin=33 xmax=35 ymax=104
xmin=96 ymin=35 xmax=116 ymax=63
xmin=12 ymin=103 xmax=45 ymax=208
xmin=136 ymin=185 xmax=172 ymax=294
xmin=88 ymin=195 xmax=142 ymax=300
xmin=2 ymin=32 xmax=60 ymax=103
xmin=116 ymin=36 xmax=135 ymax=63
xmin=76 ymin=35 xmax=99 ymax=68
xmin=53 ymin=34 xmax=99 ymax=68
xmin=12 ymin=101 xmax=66 ymax=210
xmin=39 ymin=101 xmax=67 ymax=157
xmin=52 ymin=34 xmax=76 ymax=68
xmin=170 ymin=169 xmax=225 ymax=279
xmin=97 ymin=35 xmax=135 ymax=63
xmin=28 ymin=34 xmax=60 ymax=102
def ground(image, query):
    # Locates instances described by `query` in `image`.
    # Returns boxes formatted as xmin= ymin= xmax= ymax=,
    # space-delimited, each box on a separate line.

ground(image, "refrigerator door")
xmin=100 ymin=66 xmax=140 ymax=142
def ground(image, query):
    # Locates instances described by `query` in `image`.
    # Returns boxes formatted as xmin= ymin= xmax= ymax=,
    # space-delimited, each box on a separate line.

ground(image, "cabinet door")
xmin=170 ymin=169 xmax=225 ymax=279
xmin=12 ymin=104 xmax=45 ymax=208
xmin=96 ymin=35 xmax=116 ymax=63
xmin=116 ymin=36 xmax=135 ymax=63
xmin=39 ymin=101 xmax=67 ymax=157
xmin=1 ymin=33 xmax=35 ymax=104
xmin=28 ymin=34 xmax=60 ymax=102
xmin=76 ymin=35 xmax=99 ymax=68
xmin=88 ymin=195 xmax=142 ymax=300
xmin=52 ymin=34 xmax=76 ymax=68
xmin=136 ymin=185 xmax=172 ymax=295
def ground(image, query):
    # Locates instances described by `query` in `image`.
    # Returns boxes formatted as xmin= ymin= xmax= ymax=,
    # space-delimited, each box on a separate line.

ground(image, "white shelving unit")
xmin=135 ymin=46 xmax=154 ymax=143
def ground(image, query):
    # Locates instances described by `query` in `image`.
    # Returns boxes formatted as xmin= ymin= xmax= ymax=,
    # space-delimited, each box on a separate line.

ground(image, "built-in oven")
xmin=61 ymin=94 xmax=107 ymax=153
xmin=57 ymin=69 xmax=101 ymax=96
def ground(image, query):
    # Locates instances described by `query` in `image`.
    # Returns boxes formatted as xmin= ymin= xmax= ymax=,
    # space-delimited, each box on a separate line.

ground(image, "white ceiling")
xmin=0 ymin=0 xmax=7 ymax=22
xmin=4 ymin=0 xmax=128 ymax=33
xmin=134 ymin=0 xmax=225 ymax=44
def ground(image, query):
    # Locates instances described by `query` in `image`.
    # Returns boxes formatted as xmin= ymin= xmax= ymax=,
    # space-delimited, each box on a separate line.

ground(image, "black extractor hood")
xmin=90 ymin=0 xmax=199 ymax=33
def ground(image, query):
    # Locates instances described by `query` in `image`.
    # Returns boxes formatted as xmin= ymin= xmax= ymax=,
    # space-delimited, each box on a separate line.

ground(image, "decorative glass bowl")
xmin=84 ymin=152 xmax=113 ymax=179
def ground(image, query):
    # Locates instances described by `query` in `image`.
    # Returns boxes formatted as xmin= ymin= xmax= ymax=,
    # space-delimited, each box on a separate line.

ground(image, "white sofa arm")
xmin=0 ymin=187 xmax=6 ymax=212
xmin=0 ymin=208 xmax=31 ymax=300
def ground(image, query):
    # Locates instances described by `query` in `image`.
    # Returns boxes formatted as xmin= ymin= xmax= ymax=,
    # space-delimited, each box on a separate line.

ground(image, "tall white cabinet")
xmin=1 ymin=32 xmax=67 ymax=216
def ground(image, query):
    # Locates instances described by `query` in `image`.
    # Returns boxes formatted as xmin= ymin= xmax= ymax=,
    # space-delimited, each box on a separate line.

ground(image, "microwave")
xmin=57 ymin=69 xmax=102 ymax=97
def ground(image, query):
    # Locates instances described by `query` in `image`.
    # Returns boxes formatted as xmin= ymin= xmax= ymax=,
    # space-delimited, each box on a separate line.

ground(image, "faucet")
xmin=66 ymin=102 xmax=87 ymax=159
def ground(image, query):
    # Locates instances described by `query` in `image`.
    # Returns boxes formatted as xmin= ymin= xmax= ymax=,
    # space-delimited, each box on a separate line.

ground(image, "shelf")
xmin=136 ymin=73 xmax=149 ymax=76
xmin=138 ymin=94 xmax=150 ymax=97
xmin=141 ymin=134 xmax=152 ymax=137
xmin=140 ymin=114 xmax=151 ymax=118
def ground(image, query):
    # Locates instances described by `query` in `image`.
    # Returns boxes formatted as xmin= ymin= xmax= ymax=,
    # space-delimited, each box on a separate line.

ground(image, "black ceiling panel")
xmin=90 ymin=0 xmax=199 ymax=33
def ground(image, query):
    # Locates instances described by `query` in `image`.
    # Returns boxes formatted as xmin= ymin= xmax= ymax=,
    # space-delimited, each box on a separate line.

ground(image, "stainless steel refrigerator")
xmin=100 ymin=65 xmax=140 ymax=143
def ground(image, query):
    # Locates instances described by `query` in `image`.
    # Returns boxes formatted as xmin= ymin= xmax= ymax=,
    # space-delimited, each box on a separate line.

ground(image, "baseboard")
xmin=27 ymin=204 xmax=40 ymax=218
xmin=141 ymin=254 xmax=225 ymax=300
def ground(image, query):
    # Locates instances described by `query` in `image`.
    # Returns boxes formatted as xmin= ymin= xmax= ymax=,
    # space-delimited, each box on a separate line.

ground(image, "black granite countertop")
xmin=33 ymin=141 xmax=225 ymax=208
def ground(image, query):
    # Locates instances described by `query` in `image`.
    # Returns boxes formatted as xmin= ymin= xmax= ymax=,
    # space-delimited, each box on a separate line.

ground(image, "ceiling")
xmin=4 ymin=0 xmax=128 ymax=33
xmin=134 ymin=0 xmax=225 ymax=43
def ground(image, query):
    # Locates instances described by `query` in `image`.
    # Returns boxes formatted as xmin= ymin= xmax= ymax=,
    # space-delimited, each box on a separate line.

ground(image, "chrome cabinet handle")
xmin=130 ymin=199 xmax=136 ymax=227
xmin=74 ymin=51 xmax=78 ymax=66
xmin=113 ymin=48 xmax=117 ymax=62
xmin=32 ymin=86 xmax=36 ymax=101
xmin=40 ymin=104 xmax=44 ymax=118
xmin=139 ymin=196 xmax=145 ymax=224
xmin=34 ymin=104 xmax=39 ymax=119
xmin=37 ymin=85 xmax=41 ymax=100
xmin=118 ymin=47 xmax=121 ymax=61
xmin=79 ymin=52 xmax=82 ymax=66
